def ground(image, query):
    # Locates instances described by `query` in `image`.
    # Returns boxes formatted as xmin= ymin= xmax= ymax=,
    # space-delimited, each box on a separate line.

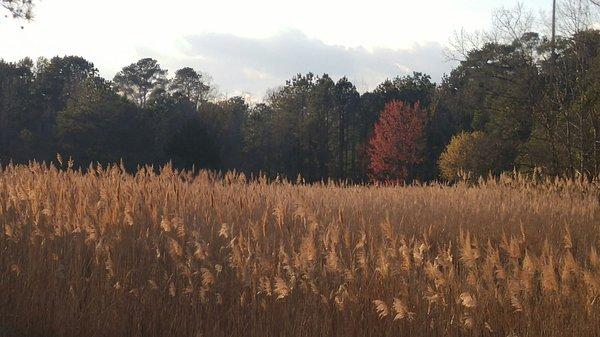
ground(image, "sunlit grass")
xmin=1 ymin=161 xmax=599 ymax=337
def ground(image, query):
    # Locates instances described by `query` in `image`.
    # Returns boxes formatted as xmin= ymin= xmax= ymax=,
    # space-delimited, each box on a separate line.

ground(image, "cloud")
xmin=140 ymin=30 xmax=457 ymax=100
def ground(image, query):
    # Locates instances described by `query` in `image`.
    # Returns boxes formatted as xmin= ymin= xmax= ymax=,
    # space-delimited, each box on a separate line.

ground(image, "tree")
xmin=354 ymin=73 xmax=437 ymax=181
xmin=165 ymin=117 xmax=220 ymax=170
xmin=368 ymin=101 xmax=426 ymax=183
xmin=265 ymin=73 xmax=324 ymax=180
xmin=261 ymin=73 xmax=361 ymax=181
xmin=140 ymin=83 xmax=222 ymax=170
xmin=1 ymin=0 xmax=33 ymax=20
xmin=33 ymin=56 xmax=98 ymax=113
xmin=113 ymin=58 xmax=167 ymax=107
xmin=367 ymin=73 xmax=436 ymax=121
xmin=198 ymin=96 xmax=248 ymax=171
xmin=375 ymin=72 xmax=436 ymax=108
xmin=557 ymin=0 xmax=598 ymax=36
xmin=433 ymin=34 xmax=542 ymax=179
xmin=56 ymin=78 xmax=154 ymax=169
xmin=0 ymin=59 xmax=35 ymax=162
xmin=170 ymin=67 xmax=210 ymax=107
xmin=524 ymin=30 xmax=600 ymax=176
xmin=29 ymin=56 xmax=98 ymax=160
xmin=438 ymin=131 xmax=496 ymax=181
xmin=242 ymin=103 xmax=276 ymax=174
xmin=331 ymin=77 xmax=361 ymax=180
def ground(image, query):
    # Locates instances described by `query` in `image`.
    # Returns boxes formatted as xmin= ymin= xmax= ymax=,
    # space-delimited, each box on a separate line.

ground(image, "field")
xmin=1 ymin=162 xmax=600 ymax=337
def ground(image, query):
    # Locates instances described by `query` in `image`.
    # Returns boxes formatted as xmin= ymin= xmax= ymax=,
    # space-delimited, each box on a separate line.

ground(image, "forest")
xmin=1 ymin=5 xmax=600 ymax=183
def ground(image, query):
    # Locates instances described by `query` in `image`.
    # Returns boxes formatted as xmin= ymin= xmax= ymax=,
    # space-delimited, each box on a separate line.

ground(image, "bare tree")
xmin=557 ymin=0 xmax=597 ymax=36
xmin=491 ymin=2 xmax=536 ymax=42
xmin=445 ymin=28 xmax=488 ymax=61
xmin=446 ymin=2 xmax=536 ymax=61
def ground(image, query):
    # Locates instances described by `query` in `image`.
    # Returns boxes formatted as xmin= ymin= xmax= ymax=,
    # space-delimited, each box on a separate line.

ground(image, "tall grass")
xmin=1 ymin=161 xmax=599 ymax=337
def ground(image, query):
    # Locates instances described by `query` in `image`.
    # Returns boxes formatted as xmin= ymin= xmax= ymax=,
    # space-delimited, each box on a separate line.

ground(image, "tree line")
xmin=1 ymin=23 xmax=600 ymax=182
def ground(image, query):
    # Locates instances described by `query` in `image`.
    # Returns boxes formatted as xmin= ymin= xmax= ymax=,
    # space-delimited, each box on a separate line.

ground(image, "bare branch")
xmin=1 ymin=0 xmax=34 ymax=20
xmin=557 ymin=0 xmax=597 ymax=35
xmin=446 ymin=2 xmax=536 ymax=61
xmin=445 ymin=28 xmax=488 ymax=61
xmin=491 ymin=2 xmax=536 ymax=42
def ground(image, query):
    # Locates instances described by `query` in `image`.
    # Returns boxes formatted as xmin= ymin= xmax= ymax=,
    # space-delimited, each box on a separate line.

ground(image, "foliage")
xmin=438 ymin=131 xmax=494 ymax=181
xmin=170 ymin=67 xmax=210 ymax=106
xmin=55 ymin=78 xmax=154 ymax=169
xmin=2 ymin=29 xmax=600 ymax=182
xmin=164 ymin=117 xmax=219 ymax=170
xmin=368 ymin=101 xmax=426 ymax=183
xmin=113 ymin=58 xmax=168 ymax=107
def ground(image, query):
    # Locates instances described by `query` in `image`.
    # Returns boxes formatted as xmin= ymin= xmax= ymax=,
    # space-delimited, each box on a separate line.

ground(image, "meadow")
xmin=1 ymin=161 xmax=600 ymax=337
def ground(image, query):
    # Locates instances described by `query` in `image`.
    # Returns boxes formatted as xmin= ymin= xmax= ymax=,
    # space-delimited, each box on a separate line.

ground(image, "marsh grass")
xmin=1 ymin=161 xmax=599 ymax=336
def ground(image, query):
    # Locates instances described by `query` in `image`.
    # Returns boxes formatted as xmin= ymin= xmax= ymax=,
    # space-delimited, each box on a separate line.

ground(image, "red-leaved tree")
xmin=368 ymin=100 xmax=426 ymax=184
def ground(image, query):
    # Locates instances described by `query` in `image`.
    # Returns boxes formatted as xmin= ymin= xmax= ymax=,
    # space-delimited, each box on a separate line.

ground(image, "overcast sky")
xmin=1 ymin=0 xmax=551 ymax=99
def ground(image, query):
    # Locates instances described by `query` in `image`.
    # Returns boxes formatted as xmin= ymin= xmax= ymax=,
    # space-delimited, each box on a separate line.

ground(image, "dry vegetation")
xmin=1 ymin=161 xmax=600 ymax=337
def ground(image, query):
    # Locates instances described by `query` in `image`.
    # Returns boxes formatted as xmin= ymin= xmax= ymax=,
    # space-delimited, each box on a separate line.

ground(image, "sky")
xmin=0 ymin=0 xmax=551 ymax=99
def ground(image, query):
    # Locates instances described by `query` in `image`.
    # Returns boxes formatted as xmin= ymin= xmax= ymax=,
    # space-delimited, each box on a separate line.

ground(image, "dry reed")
xmin=1 ymin=161 xmax=599 ymax=337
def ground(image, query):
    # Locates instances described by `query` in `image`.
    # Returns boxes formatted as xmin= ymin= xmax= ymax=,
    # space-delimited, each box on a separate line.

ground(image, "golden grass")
xmin=1 ymin=162 xmax=600 ymax=337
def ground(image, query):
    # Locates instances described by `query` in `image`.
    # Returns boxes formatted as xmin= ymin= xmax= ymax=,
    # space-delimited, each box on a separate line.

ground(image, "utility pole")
xmin=552 ymin=0 xmax=557 ymax=58
xmin=549 ymin=0 xmax=560 ymax=175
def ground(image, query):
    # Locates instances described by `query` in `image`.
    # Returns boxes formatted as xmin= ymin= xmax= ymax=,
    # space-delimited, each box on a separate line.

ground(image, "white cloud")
xmin=142 ymin=30 xmax=455 ymax=99
xmin=0 ymin=0 xmax=553 ymax=97
xmin=242 ymin=67 xmax=275 ymax=81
